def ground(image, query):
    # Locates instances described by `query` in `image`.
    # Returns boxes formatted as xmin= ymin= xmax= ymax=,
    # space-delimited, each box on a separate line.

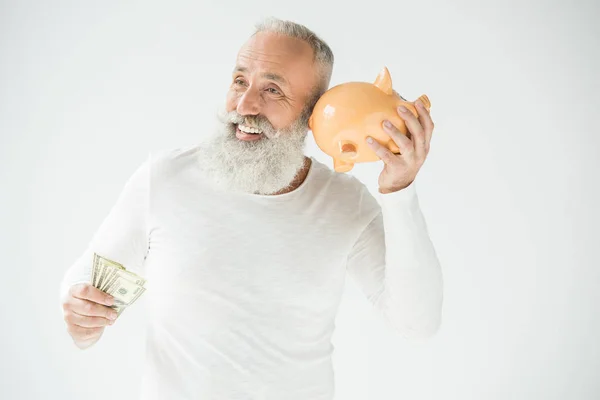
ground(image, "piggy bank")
xmin=308 ymin=66 xmax=431 ymax=172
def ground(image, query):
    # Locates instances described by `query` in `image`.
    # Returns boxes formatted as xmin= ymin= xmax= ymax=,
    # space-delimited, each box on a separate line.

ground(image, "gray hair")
xmin=252 ymin=17 xmax=334 ymax=100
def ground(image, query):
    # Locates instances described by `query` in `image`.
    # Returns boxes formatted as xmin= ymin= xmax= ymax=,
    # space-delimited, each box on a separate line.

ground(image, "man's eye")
xmin=266 ymin=87 xmax=280 ymax=95
xmin=234 ymin=79 xmax=246 ymax=86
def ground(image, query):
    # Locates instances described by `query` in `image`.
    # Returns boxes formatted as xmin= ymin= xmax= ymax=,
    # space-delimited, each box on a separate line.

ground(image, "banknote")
xmin=91 ymin=253 xmax=146 ymax=317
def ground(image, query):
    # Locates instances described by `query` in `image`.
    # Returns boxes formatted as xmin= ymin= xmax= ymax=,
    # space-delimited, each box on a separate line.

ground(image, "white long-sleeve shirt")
xmin=60 ymin=144 xmax=443 ymax=400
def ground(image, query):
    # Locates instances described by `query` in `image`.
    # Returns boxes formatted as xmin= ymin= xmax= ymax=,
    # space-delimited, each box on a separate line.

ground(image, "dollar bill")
xmin=91 ymin=253 xmax=146 ymax=317
xmin=105 ymin=275 xmax=146 ymax=316
xmin=102 ymin=267 xmax=145 ymax=292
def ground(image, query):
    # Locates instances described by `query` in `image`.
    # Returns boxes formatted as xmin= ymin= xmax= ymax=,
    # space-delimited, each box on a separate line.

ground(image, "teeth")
xmin=239 ymin=124 xmax=262 ymax=134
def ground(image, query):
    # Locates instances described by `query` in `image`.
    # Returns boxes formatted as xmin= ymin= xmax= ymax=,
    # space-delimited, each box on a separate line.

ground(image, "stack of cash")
xmin=91 ymin=253 xmax=146 ymax=317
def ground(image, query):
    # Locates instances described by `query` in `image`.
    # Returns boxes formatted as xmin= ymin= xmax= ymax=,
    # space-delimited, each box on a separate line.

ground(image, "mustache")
xmin=223 ymin=111 xmax=279 ymax=138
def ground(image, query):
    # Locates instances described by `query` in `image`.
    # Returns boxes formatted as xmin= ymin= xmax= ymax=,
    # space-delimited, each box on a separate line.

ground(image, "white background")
xmin=1 ymin=0 xmax=598 ymax=399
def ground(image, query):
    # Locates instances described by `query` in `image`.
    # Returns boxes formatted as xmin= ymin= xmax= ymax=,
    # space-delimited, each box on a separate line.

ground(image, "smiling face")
xmin=196 ymin=31 xmax=323 ymax=196
xmin=226 ymin=31 xmax=320 ymax=141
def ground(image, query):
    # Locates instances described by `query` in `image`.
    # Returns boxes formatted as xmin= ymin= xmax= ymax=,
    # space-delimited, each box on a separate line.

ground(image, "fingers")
xmin=415 ymin=100 xmax=434 ymax=151
xmin=415 ymin=100 xmax=434 ymax=156
xmin=365 ymin=136 xmax=400 ymax=166
xmin=397 ymin=105 xmax=426 ymax=160
xmin=62 ymin=284 xmax=116 ymax=348
xmin=65 ymin=297 xmax=118 ymax=320
xmin=64 ymin=309 xmax=114 ymax=328
xmin=70 ymin=283 xmax=114 ymax=307
xmin=381 ymin=119 xmax=413 ymax=155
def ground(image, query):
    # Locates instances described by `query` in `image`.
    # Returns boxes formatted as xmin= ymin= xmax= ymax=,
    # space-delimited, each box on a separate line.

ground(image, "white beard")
xmin=196 ymin=109 xmax=309 ymax=195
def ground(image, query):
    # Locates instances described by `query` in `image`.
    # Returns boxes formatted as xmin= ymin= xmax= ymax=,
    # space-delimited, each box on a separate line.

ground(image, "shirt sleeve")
xmin=59 ymin=153 xmax=151 ymax=303
xmin=345 ymin=180 xmax=443 ymax=340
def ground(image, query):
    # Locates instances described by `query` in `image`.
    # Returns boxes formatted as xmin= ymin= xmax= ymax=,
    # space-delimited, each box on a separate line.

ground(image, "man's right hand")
xmin=62 ymin=283 xmax=118 ymax=349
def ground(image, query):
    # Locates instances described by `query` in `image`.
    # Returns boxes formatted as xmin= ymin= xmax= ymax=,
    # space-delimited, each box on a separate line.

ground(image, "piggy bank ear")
xmin=373 ymin=66 xmax=393 ymax=95
xmin=308 ymin=115 xmax=313 ymax=130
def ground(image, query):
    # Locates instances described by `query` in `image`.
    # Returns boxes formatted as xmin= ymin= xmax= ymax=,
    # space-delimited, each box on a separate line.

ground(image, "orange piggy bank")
xmin=308 ymin=66 xmax=431 ymax=172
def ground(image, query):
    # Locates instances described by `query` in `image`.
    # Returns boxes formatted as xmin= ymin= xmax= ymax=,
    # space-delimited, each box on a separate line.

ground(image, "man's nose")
xmin=236 ymin=86 xmax=261 ymax=116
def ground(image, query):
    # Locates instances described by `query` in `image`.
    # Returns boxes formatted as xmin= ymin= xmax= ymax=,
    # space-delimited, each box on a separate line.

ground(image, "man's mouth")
xmin=235 ymin=124 xmax=264 ymax=141
xmin=237 ymin=124 xmax=263 ymax=135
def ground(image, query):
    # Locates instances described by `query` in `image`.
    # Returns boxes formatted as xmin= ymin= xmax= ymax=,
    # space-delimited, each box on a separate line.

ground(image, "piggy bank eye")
xmin=393 ymin=90 xmax=407 ymax=101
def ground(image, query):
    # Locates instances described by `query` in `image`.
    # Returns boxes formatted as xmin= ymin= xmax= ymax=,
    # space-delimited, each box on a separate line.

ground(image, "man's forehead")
xmin=233 ymin=32 xmax=317 ymax=91
xmin=237 ymin=34 xmax=313 ymax=67
xmin=241 ymin=31 xmax=312 ymax=57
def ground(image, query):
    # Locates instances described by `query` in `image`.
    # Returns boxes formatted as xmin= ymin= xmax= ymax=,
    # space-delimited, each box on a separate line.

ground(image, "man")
xmin=60 ymin=17 xmax=443 ymax=400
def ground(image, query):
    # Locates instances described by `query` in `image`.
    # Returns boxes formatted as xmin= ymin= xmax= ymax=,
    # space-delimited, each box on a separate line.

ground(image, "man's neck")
xmin=267 ymin=156 xmax=312 ymax=196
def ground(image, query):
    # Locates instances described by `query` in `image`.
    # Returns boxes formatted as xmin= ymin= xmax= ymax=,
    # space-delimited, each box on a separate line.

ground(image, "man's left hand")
xmin=365 ymin=99 xmax=435 ymax=194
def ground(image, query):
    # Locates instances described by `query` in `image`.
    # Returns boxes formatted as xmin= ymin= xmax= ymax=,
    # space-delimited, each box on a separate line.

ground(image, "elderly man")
xmin=60 ymin=17 xmax=443 ymax=400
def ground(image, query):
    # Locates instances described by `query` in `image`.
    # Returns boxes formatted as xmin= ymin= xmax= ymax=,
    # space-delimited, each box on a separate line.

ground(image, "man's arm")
xmin=60 ymin=153 xmax=151 ymax=348
xmin=345 ymin=181 xmax=443 ymax=340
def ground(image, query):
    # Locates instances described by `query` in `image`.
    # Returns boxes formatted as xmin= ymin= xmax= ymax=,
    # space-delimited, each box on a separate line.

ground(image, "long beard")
xmin=196 ymin=109 xmax=310 ymax=195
